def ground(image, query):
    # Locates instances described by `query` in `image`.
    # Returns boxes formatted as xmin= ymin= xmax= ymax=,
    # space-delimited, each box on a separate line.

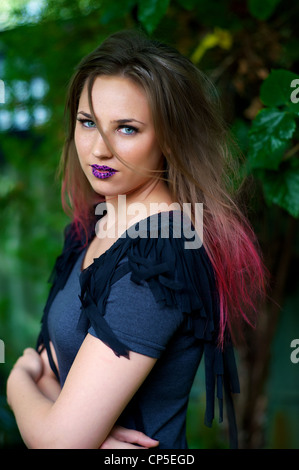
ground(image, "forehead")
xmin=78 ymin=75 xmax=151 ymax=119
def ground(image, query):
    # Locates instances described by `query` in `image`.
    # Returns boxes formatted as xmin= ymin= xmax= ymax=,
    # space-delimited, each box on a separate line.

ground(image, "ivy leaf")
xmin=248 ymin=108 xmax=296 ymax=170
xmin=260 ymin=69 xmax=299 ymax=113
xmin=137 ymin=0 xmax=170 ymax=34
xmin=248 ymin=0 xmax=281 ymax=20
xmin=260 ymin=159 xmax=299 ymax=218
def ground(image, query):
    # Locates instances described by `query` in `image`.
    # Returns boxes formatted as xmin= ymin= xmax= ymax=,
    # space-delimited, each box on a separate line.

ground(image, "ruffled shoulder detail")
xmin=76 ymin=211 xmax=240 ymax=447
xmin=125 ymin=211 xmax=217 ymax=341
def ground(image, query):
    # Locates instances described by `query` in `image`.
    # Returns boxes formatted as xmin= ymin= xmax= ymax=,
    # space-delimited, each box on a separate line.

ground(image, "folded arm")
xmin=7 ymin=334 xmax=157 ymax=449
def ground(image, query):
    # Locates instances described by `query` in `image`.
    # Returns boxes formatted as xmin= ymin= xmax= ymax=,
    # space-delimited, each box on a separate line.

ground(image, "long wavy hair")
xmin=60 ymin=29 xmax=266 ymax=346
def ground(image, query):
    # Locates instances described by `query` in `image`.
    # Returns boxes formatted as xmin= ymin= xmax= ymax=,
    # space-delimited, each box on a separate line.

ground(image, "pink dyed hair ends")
xmin=204 ymin=210 xmax=267 ymax=347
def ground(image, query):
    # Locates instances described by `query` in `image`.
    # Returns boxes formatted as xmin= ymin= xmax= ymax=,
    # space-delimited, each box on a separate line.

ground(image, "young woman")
xmin=7 ymin=30 xmax=266 ymax=449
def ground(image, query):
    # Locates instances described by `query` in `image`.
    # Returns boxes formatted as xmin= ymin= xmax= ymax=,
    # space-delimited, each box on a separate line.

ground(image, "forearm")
xmin=37 ymin=375 xmax=61 ymax=402
xmin=7 ymin=368 xmax=53 ymax=448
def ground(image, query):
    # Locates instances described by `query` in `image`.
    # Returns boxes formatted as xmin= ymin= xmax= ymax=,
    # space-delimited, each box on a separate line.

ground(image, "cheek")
xmin=124 ymin=136 xmax=162 ymax=167
xmin=74 ymin=129 xmax=89 ymax=159
xmin=146 ymin=140 xmax=163 ymax=167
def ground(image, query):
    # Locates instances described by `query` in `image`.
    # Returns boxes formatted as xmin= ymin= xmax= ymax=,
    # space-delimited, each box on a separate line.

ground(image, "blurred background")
xmin=0 ymin=0 xmax=298 ymax=449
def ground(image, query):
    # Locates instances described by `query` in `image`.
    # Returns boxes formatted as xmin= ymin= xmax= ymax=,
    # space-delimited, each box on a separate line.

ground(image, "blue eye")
xmin=77 ymin=118 xmax=96 ymax=128
xmin=119 ymin=125 xmax=138 ymax=135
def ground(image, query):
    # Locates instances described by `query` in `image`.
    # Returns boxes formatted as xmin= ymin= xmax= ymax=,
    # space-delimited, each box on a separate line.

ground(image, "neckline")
xmin=80 ymin=209 xmax=184 ymax=273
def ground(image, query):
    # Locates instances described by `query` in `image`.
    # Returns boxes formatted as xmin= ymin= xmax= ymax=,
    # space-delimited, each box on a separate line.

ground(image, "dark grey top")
xmin=39 ymin=211 xmax=239 ymax=449
xmin=48 ymin=250 xmax=204 ymax=448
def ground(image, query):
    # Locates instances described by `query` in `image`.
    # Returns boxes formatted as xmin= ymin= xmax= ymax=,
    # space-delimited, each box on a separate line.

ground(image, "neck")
xmin=100 ymin=179 xmax=176 ymax=236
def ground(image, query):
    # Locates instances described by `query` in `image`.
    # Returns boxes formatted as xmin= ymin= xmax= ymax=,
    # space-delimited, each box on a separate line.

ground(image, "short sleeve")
xmin=88 ymin=269 xmax=183 ymax=358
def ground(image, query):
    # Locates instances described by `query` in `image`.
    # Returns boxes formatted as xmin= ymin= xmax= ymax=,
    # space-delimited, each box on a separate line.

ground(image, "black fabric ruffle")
xmin=36 ymin=211 xmax=240 ymax=448
xmin=36 ymin=223 xmax=87 ymax=379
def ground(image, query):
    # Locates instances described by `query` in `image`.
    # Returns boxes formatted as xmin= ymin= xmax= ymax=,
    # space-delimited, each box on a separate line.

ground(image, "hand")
xmin=11 ymin=348 xmax=43 ymax=383
xmin=99 ymin=425 xmax=159 ymax=449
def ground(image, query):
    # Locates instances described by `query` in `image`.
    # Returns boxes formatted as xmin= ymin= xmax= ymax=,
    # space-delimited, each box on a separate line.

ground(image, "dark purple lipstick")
xmin=90 ymin=164 xmax=118 ymax=179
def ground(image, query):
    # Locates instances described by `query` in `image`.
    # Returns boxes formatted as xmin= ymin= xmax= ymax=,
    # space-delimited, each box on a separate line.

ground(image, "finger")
xmin=100 ymin=437 xmax=147 ymax=450
xmin=111 ymin=426 xmax=159 ymax=447
xmin=23 ymin=348 xmax=38 ymax=356
xmin=23 ymin=348 xmax=33 ymax=354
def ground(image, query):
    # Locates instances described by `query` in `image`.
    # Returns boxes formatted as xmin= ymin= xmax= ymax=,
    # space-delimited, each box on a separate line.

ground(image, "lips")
xmin=90 ymin=164 xmax=118 ymax=179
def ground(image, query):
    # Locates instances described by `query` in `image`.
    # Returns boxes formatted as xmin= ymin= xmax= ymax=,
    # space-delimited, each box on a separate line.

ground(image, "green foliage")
xmin=248 ymin=0 xmax=281 ymax=20
xmin=248 ymin=108 xmax=295 ymax=170
xmin=247 ymin=70 xmax=299 ymax=217
xmin=261 ymin=158 xmax=299 ymax=218
xmin=260 ymin=70 xmax=299 ymax=111
xmin=138 ymin=0 xmax=170 ymax=33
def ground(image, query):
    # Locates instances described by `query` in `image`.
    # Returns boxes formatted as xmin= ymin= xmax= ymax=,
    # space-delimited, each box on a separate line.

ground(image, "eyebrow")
xmin=77 ymin=111 xmax=145 ymax=125
xmin=77 ymin=111 xmax=93 ymax=119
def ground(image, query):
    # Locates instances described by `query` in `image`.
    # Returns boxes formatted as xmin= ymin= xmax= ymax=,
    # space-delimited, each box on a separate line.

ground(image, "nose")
xmin=92 ymin=130 xmax=113 ymax=158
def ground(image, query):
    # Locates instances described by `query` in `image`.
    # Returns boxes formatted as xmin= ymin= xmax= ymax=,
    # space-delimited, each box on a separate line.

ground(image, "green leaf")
xmin=137 ymin=0 xmax=170 ymax=33
xmin=260 ymin=69 xmax=299 ymax=113
xmin=261 ymin=159 xmax=299 ymax=218
xmin=247 ymin=0 xmax=281 ymax=21
xmin=248 ymin=108 xmax=296 ymax=170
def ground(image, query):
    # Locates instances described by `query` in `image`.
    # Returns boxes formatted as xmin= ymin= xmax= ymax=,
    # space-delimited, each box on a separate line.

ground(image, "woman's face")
xmin=74 ymin=75 xmax=164 ymax=199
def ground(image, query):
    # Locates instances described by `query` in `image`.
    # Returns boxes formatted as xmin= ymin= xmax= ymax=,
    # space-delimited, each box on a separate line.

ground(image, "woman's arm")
xmin=36 ymin=345 xmax=61 ymax=402
xmin=28 ymin=341 xmax=158 ymax=449
xmin=7 ymin=334 xmax=157 ymax=449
